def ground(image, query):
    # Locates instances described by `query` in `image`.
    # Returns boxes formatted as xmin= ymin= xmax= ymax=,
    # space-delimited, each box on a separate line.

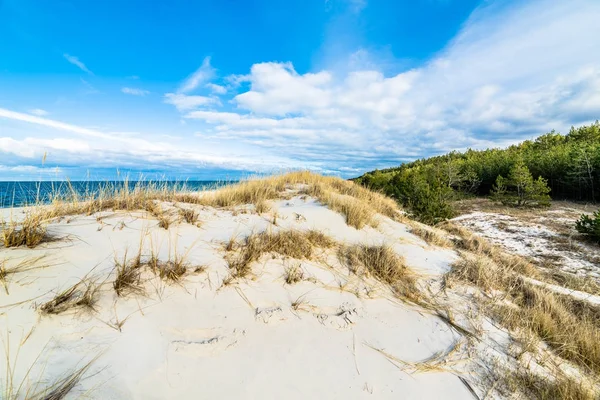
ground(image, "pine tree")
xmin=491 ymin=160 xmax=551 ymax=207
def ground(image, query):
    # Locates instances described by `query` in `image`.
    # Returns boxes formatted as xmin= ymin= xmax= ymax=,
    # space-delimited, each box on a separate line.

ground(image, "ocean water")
xmin=0 ymin=180 xmax=232 ymax=208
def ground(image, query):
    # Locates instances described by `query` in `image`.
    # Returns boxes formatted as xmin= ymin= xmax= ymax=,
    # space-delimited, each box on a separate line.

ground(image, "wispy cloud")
xmin=80 ymin=78 xmax=99 ymax=94
xmin=206 ymin=83 xmax=227 ymax=95
xmin=178 ymin=56 xmax=215 ymax=93
xmin=0 ymin=108 xmax=297 ymax=178
xmin=163 ymin=93 xmax=219 ymax=111
xmin=63 ymin=53 xmax=93 ymax=74
xmin=28 ymin=109 xmax=49 ymax=116
xmin=121 ymin=87 xmax=150 ymax=96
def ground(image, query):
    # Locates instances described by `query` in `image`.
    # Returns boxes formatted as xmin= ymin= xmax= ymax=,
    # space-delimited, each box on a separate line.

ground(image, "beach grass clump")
xmin=1 ymin=214 xmax=48 ymax=248
xmin=407 ymin=222 xmax=453 ymax=247
xmin=339 ymin=244 xmax=420 ymax=302
xmin=113 ymin=251 xmax=143 ymax=296
xmin=284 ymin=263 xmax=304 ymax=284
xmin=156 ymin=257 xmax=187 ymax=282
xmin=39 ymin=279 xmax=100 ymax=314
xmin=226 ymin=229 xmax=335 ymax=279
xmin=178 ymin=207 xmax=199 ymax=224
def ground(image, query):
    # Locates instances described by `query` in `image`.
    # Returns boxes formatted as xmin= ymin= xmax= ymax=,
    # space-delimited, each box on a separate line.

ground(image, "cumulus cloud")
xmin=63 ymin=54 xmax=93 ymax=74
xmin=121 ymin=87 xmax=150 ymax=96
xmin=180 ymin=0 xmax=600 ymax=172
xmin=178 ymin=56 xmax=215 ymax=93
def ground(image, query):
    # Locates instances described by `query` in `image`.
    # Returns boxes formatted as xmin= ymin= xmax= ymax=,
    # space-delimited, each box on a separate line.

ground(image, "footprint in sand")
xmin=254 ymin=306 xmax=286 ymax=324
xmin=315 ymin=302 xmax=362 ymax=331
xmin=163 ymin=327 xmax=245 ymax=356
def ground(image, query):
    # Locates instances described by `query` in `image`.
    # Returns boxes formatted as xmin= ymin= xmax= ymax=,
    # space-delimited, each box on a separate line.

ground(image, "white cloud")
xmin=177 ymin=0 xmax=600 ymax=172
xmin=28 ymin=109 xmax=49 ymax=116
xmin=206 ymin=83 xmax=227 ymax=94
xmin=0 ymin=109 xmax=297 ymax=174
xmin=164 ymin=93 xmax=219 ymax=111
xmin=63 ymin=54 xmax=93 ymax=74
xmin=178 ymin=56 xmax=215 ymax=93
xmin=122 ymin=87 xmax=150 ymax=96
xmin=5 ymin=0 xmax=600 ymax=178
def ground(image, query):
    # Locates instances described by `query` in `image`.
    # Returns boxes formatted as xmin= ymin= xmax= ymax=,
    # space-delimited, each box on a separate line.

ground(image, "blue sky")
xmin=1 ymin=0 xmax=599 ymax=180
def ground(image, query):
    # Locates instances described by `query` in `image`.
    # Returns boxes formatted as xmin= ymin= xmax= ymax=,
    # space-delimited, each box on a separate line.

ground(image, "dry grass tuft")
xmin=284 ymin=263 xmax=304 ymax=284
xmin=39 ymin=279 xmax=100 ymax=314
xmin=1 ymin=215 xmax=48 ymax=248
xmin=178 ymin=207 xmax=199 ymax=224
xmin=339 ymin=244 xmax=420 ymax=302
xmin=366 ymin=340 xmax=463 ymax=375
xmin=407 ymin=222 xmax=453 ymax=247
xmin=226 ymin=229 xmax=335 ymax=279
xmin=113 ymin=251 xmax=143 ymax=296
xmin=317 ymin=190 xmax=376 ymax=229
xmin=156 ymin=257 xmax=187 ymax=282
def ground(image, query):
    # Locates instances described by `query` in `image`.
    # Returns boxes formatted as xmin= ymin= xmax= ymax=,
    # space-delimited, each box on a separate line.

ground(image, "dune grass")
xmin=406 ymin=222 xmax=453 ymax=247
xmin=178 ymin=207 xmax=199 ymax=225
xmin=226 ymin=229 xmax=335 ymax=280
xmin=283 ymin=263 xmax=304 ymax=284
xmin=113 ymin=250 xmax=143 ymax=296
xmin=1 ymin=215 xmax=48 ymax=248
xmin=339 ymin=244 xmax=420 ymax=303
xmin=40 ymin=278 xmax=100 ymax=314
xmin=1 ymin=172 xmax=402 ymax=241
xmin=449 ymin=249 xmax=600 ymax=377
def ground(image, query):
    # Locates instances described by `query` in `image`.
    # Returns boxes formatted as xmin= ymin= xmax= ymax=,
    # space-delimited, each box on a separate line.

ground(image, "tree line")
xmin=354 ymin=121 xmax=600 ymax=224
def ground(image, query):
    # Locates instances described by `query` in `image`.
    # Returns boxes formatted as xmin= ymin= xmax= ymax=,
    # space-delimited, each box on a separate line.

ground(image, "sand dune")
xmin=1 ymin=174 xmax=597 ymax=399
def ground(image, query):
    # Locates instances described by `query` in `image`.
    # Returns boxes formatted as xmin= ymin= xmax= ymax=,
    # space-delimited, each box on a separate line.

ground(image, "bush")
xmin=387 ymin=170 xmax=455 ymax=225
xmin=491 ymin=160 xmax=551 ymax=207
xmin=576 ymin=211 xmax=600 ymax=243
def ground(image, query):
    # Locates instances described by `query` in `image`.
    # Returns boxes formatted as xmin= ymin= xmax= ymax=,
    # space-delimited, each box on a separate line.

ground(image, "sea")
xmin=0 ymin=181 xmax=233 ymax=208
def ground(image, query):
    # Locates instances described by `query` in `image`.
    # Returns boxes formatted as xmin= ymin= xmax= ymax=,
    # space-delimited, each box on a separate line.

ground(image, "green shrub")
xmin=576 ymin=211 xmax=600 ymax=243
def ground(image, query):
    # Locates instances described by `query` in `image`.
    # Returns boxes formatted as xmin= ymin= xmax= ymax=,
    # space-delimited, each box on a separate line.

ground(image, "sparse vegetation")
xmin=283 ymin=263 xmax=304 ymax=284
xmin=407 ymin=222 xmax=452 ymax=247
xmin=339 ymin=244 xmax=420 ymax=303
xmin=178 ymin=207 xmax=199 ymax=224
xmin=1 ymin=214 xmax=48 ymax=248
xmin=493 ymin=364 xmax=596 ymax=400
xmin=448 ymin=248 xmax=600 ymax=376
xmin=156 ymin=257 xmax=188 ymax=282
xmin=39 ymin=279 xmax=100 ymax=314
xmin=226 ymin=229 xmax=335 ymax=280
xmin=113 ymin=251 xmax=143 ymax=296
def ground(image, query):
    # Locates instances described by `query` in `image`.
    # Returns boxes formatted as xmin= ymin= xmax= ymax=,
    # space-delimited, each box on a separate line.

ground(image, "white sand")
xmin=1 ymin=196 xmax=475 ymax=399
